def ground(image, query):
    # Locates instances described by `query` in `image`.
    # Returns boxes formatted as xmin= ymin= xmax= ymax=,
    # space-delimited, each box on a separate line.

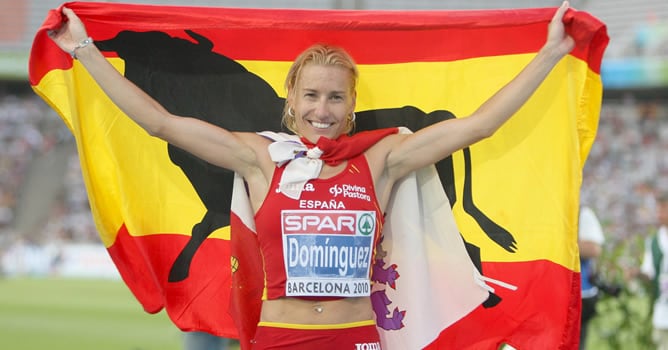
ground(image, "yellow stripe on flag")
xmin=35 ymin=59 xmax=212 ymax=246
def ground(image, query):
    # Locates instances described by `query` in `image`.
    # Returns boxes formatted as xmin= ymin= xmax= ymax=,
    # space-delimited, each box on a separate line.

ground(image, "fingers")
xmin=52 ymin=7 xmax=89 ymax=42
xmin=552 ymin=1 xmax=569 ymax=23
xmin=548 ymin=1 xmax=575 ymax=55
xmin=61 ymin=7 xmax=79 ymax=27
xmin=62 ymin=7 xmax=75 ymax=18
xmin=46 ymin=7 xmax=72 ymax=38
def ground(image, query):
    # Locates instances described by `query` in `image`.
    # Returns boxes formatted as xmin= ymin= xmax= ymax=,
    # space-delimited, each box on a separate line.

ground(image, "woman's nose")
xmin=313 ymin=98 xmax=329 ymax=117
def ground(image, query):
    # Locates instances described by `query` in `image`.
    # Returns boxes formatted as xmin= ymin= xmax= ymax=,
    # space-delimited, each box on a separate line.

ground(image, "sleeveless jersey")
xmin=254 ymin=154 xmax=384 ymax=300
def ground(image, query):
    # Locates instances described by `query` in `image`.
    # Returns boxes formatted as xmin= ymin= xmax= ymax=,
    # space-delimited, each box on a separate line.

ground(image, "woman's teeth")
xmin=311 ymin=121 xmax=331 ymax=129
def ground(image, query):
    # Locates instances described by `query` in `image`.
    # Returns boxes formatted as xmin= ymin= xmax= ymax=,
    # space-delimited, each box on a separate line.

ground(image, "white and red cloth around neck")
xmin=260 ymin=127 xmax=399 ymax=199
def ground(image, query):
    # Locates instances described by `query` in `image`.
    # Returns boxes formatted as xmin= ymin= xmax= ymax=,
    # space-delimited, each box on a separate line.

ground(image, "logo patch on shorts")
xmin=354 ymin=342 xmax=381 ymax=350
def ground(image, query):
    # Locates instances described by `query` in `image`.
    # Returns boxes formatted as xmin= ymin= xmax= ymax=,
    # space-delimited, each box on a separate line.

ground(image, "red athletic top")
xmin=254 ymin=154 xmax=384 ymax=300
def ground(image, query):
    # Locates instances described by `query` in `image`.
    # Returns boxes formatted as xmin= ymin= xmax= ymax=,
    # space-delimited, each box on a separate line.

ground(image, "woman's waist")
xmin=259 ymin=296 xmax=374 ymax=325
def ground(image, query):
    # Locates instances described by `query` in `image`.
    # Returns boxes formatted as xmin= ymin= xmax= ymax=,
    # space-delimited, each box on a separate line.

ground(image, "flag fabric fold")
xmin=29 ymin=2 xmax=608 ymax=349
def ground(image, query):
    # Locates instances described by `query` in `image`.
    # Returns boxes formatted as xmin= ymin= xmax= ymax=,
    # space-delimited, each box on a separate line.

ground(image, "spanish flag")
xmin=29 ymin=2 xmax=608 ymax=349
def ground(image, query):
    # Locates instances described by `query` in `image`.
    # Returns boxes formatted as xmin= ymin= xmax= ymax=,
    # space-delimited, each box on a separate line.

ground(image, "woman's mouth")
xmin=310 ymin=120 xmax=333 ymax=129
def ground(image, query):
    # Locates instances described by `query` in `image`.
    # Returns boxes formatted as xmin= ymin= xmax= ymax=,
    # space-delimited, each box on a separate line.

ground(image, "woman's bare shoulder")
xmin=364 ymin=133 xmax=406 ymax=173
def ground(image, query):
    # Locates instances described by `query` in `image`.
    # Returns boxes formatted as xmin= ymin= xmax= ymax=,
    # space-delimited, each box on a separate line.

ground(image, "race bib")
xmin=281 ymin=209 xmax=376 ymax=297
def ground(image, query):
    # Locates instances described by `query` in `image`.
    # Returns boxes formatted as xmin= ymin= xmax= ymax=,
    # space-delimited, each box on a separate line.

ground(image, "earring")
xmin=351 ymin=112 xmax=356 ymax=122
xmin=288 ymin=107 xmax=295 ymax=117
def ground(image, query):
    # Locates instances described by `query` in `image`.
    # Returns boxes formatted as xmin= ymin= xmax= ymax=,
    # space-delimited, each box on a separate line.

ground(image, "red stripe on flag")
xmin=29 ymin=3 xmax=607 ymax=86
xmin=107 ymin=224 xmax=163 ymax=314
xmin=429 ymin=260 xmax=581 ymax=349
xmin=107 ymin=224 xmax=237 ymax=337
xmin=229 ymin=212 xmax=264 ymax=348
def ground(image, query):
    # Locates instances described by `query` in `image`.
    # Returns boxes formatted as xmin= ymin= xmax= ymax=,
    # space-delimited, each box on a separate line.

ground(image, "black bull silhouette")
xmin=96 ymin=30 xmax=518 ymax=307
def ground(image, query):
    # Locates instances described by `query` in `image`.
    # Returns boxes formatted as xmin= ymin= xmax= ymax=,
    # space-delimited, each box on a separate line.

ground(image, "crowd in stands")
xmin=581 ymin=96 xmax=668 ymax=242
xmin=0 ymin=92 xmax=98 ymax=275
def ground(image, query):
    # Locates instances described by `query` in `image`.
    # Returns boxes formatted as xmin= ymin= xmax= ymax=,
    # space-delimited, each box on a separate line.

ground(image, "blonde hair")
xmin=282 ymin=44 xmax=359 ymax=134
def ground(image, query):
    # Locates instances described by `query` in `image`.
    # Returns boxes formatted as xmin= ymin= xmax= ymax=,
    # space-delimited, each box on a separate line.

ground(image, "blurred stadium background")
xmin=0 ymin=0 xmax=667 ymax=349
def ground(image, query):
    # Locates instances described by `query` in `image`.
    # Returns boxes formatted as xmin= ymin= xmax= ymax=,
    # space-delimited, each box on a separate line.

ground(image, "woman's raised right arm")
xmin=48 ymin=7 xmax=259 ymax=173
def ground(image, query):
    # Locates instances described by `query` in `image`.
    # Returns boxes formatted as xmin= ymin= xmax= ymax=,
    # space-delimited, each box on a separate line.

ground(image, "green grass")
xmin=1 ymin=277 xmax=652 ymax=349
xmin=0 ymin=277 xmax=191 ymax=350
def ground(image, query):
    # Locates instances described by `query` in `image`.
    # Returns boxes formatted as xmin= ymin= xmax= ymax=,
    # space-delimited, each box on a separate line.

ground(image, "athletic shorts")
xmin=250 ymin=320 xmax=381 ymax=350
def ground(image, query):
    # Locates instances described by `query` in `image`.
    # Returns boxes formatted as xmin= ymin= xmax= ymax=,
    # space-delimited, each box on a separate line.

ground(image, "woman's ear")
xmin=351 ymin=90 xmax=357 ymax=112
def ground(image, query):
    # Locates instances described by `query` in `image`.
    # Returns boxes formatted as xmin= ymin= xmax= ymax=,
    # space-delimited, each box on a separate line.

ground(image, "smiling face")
xmin=289 ymin=64 xmax=356 ymax=142
xmin=282 ymin=44 xmax=359 ymax=142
